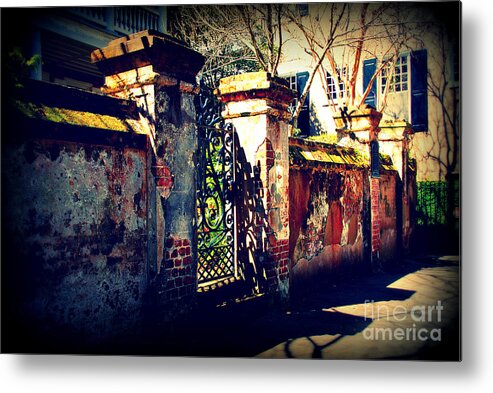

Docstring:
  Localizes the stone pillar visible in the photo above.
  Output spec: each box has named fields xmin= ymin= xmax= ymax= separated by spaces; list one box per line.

xmin=92 ymin=30 xmax=204 ymax=311
xmin=333 ymin=106 xmax=384 ymax=271
xmin=216 ymin=72 xmax=296 ymax=301
xmin=369 ymin=126 xmax=382 ymax=272
xmin=378 ymin=122 xmax=414 ymax=252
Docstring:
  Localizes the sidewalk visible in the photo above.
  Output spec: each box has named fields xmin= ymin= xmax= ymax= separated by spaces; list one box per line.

xmin=257 ymin=256 xmax=460 ymax=360
xmin=144 ymin=255 xmax=460 ymax=360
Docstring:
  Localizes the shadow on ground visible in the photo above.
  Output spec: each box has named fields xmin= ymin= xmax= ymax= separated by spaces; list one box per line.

xmin=126 ymin=255 xmax=459 ymax=359
xmin=5 ymin=256 xmax=458 ymax=359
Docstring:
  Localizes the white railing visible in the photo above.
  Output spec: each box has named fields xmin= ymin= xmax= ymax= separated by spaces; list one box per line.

xmin=114 ymin=6 xmax=161 ymax=35
xmin=68 ymin=6 xmax=164 ymax=35
xmin=71 ymin=7 xmax=106 ymax=25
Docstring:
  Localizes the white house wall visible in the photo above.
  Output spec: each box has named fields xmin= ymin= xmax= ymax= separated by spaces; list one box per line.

xmin=278 ymin=3 xmax=459 ymax=182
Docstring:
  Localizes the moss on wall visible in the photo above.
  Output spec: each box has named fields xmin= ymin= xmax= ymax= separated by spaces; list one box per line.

xmin=14 ymin=100 xmax=138 ymax=133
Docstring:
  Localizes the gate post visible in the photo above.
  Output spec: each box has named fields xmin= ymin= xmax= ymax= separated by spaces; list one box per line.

xmin=92 ymin=31 xmax=204 ymax=314
xmin=216 ymin=72 xmax=296 ymax=302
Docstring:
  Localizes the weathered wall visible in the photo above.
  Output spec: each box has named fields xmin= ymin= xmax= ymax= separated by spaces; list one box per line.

xmin=289 ymin=166 xmax=369 ymax=290
xmin=103 ymin=78 xmax=198 ymax=313
xmin=216 ymin=72 xmax=295 ymax=301
xmin=378 ymin=172 xmax=399 ymax=264
xmin=152 ymin=84 xmax=198 ymax=309
xmin=2 ymin=134 xmax=149 ymax=350
xmin=92 ymin=31 xmax=204 ymax=313
xmin=288 ymin=137 xmax=406 ymax=292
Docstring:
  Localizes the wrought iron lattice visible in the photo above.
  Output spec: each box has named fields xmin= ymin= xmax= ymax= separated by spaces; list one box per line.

xmin=416 ymin=181 xmax=447 ymax=226
xmin=195 ymin=88 xmax=236 ymax=284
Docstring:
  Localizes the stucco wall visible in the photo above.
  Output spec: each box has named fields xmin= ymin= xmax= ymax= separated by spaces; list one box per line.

xmin=289 ymin=166 xmax=370 ymax=290
xmin=288 ymin=138 xmax=403 ymax=292
xmin=379 ymin=172 xmax=399 ymax=263
xmin=2 ymin=136 xmax=149 ymax=350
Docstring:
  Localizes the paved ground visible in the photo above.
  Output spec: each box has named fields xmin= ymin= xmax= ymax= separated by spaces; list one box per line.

xmin=257 ymin=256 xmax=460 ymax=360
xmin=143 ymin=255 xmax=460 ymax=360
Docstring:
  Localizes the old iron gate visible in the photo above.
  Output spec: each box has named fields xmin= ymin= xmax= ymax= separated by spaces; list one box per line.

xmin=195 ymin=88 xmax=236 ymax=286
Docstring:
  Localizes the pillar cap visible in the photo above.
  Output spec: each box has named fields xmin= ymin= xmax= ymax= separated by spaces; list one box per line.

xmin=215 ymin=72 xmax=296 ymax=105
xmin=332 ymin=105 xmax=383 ymax=133
xmin=379 ymin=120 xmax=414 ymax=140
xmin=91 ymin=30 xmax=205 ymax=84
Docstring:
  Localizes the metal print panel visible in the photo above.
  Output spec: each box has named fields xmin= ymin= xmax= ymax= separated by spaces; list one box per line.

xmin=1 ymin=2 xmax=460 ymax=360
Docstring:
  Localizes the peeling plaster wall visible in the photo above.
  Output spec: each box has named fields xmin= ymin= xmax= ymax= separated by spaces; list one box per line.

xmin=379 ymin=173 xmax=399 ymax=263
xmin=289 ymin=164 xmax=401 ymax=291
xmin=151 ymin=85 xmax=198 ymax=309
xmin=110 ymin=81 xmax=199 ymax=313
xmin=217 ymin=72 xmax=294 ymax=301
xmin=289 ymin=166 xmax=370 ymax=291
xmin=2 ymin=137 xmax=148 ymax=348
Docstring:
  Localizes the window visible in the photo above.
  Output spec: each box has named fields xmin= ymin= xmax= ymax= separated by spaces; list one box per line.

xmin=286 ymin=75 xmax=297 ymax=92
xmin=284 ymin=75 xmax=300 ymax=106
xmin=297 ymin=4 xmax=309 ymax=17
xmin=381 ymin=55 xmax=409 ymax=94
xmin=285 ymin=75 xmax=298 ymax=108
xmin=363 ymin=50 xmax=428 ymax=132
xmin=326 ymin=68 xmax=347 ymax=102
xmin=284 ymin=72 xmax=311 ymax=135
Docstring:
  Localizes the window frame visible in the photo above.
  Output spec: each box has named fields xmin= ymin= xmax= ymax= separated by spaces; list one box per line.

xmin=380 ymin=53 xmax=410 ymax=95
xmin=326 ymin=67 xmax=348 ymax=104
xmin=296 ymin=4 xmax=309 ymax=17
xmin=286 ymin=74 xmax=297 ymax=92
xmin=284 ymin=74 xmax=299 ymax=108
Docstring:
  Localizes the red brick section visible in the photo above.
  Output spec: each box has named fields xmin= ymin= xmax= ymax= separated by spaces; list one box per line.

xmin=274 ymin=238 xmax=290 ymax=280
xmin=162 ymin=236 xmax=195 ymax=302
xmin=255 ymin=138 xmax=275 ymax=207
xmin=256 ymin=138 xmax=290 ymax=292
xmin=264 ymin=238 xmax=290 ymax=291
xmin=370 ymin=177 xmax=381 ymax=254
xmin=153 ymin=158 xmax=174 ymax=197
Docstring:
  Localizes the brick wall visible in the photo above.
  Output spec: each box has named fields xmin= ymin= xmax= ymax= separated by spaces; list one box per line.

xmin=289 ymin=166 xmax=369 ymax=291
xmin=379 ymin=173 xmax=399 ymax=263
xmin=217 ymin=72 xmax=294 ymax=302
xmin=160 ymin=236 xmax=195 ymax=302
xmin=288 ymin=138 xmax=404 ymax=292
xmin=371 ymin=177 xmax=381 ymax=255
xmin=1 ymin=78 xmax=200 ymax=352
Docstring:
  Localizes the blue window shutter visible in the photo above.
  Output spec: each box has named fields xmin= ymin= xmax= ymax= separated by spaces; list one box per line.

xmin=411 ymin=49 xmax=428 ymax=132
xmin=363 ymin=58 xmax=377 ymax=108
xmin=296 ymin=71 xmax=309 ymax=108
xmin=296 ymin=71 xmax=310 ymax=135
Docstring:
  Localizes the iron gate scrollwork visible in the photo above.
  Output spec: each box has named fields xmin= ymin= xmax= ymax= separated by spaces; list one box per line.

xmin=195 ymin=88 xmax=236 ymax=285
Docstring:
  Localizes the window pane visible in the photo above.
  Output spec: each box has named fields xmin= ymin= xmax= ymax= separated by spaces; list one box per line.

xmin=297 ymin=4 xmax=309 ymax=17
